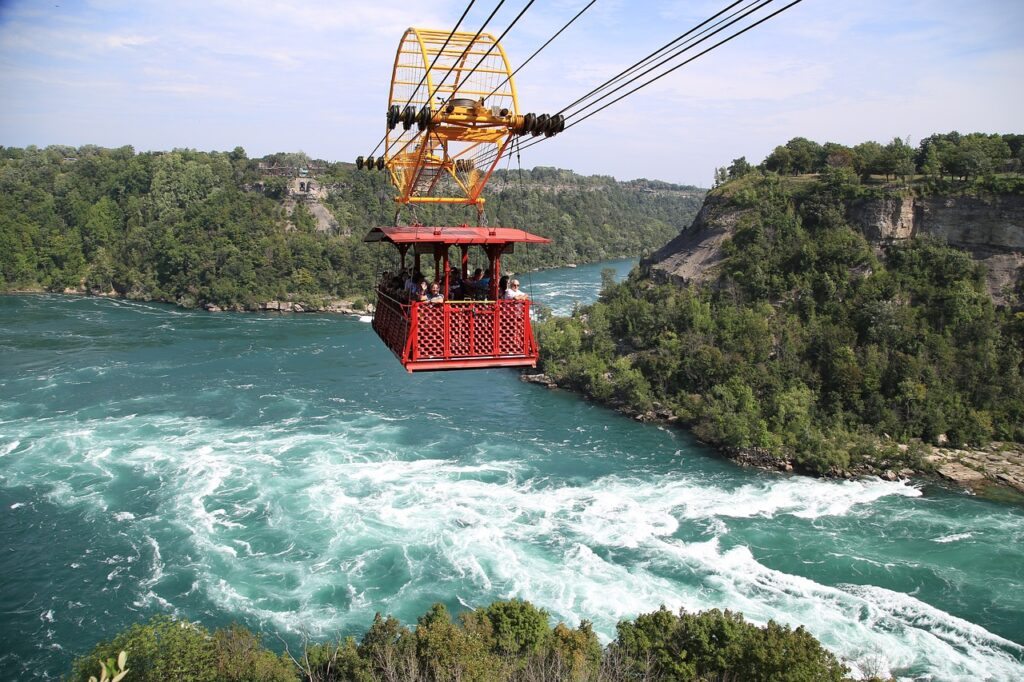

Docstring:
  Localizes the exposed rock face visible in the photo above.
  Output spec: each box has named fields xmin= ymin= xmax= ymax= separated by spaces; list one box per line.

xmin=643 ymin=190 xmax=1024 ymax=306
xmin=520 ymin=373 xmax=558 ymax=389
xmin=849 ymin=194 xmax=1024 ymax=305
xmin=642 ymin=195 xmax=748 ymax=287
xmin=283 ymin=196 xmax=341 ymax=234
xmin=850 ymin=194 xmax=1024 ymax=248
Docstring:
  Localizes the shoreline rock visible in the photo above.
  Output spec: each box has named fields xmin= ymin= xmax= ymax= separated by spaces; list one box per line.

xmin=926 ymin=443 xmax=1024 ymax=495
xmin=520 ymin=373 xmax=558 ymax=389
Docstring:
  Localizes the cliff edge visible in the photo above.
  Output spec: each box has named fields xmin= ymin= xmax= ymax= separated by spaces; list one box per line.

xmin=644 ymin=187 xmax=1024 ymax=307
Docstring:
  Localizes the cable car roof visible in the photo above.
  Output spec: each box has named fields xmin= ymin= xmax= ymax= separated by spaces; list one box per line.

xmin=364 ymin=225 xmax=550 ymax=245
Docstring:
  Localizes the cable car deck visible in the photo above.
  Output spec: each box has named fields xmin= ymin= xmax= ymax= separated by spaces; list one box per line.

xmin=373 ymin=292 xmax=538 ymax=372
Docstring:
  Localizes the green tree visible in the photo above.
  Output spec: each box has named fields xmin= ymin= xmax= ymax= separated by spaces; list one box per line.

xmin=728 ymin=156 xmax=753 ymax=179
xmin=852 ymin=141 xmax=884 ymax=179
xmin=70 ymin=615 xmax=217 ymax=682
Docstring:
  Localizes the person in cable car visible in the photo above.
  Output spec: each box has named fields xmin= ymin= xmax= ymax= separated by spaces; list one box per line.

xmin=414 ymin=279 xmax=429 ymax=301
xmin=447 ymin=268 xmax=464 ymax=299
xmin=426 ymin=282 xmax=444 ymax=303
xmin=504 ymin=279 xmax=527 ymax=300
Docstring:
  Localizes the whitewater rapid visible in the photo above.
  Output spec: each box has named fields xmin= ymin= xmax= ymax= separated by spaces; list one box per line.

xmin=2 ymin=265 xmax=1023 ymax=680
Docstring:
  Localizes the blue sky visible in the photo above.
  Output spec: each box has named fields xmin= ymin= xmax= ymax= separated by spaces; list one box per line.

xmin=1 ymin=0 xmax=1021 ymax=186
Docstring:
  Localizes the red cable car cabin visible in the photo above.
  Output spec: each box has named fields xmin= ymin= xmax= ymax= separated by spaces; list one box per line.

xmin=364 ymin=225 xmax=551 ymax=372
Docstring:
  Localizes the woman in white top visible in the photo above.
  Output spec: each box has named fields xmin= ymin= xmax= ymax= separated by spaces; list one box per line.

xmin=503 ymin=279 xmax=527 ymax=300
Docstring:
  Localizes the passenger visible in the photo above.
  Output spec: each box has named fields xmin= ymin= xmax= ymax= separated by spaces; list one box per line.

xmin=447 ymin=268 xmax=464 ymax=299
xmin=470 ymin=268 xmax=493 ymax=300
xmin=467 ymin=268 xmax=486 ymax=299
xmin=406 ymin=272 xmax=425 ymax=299
xmin=426 ymin=282 xmax=444 ymax=303
xmin=503 ymin=279 xmax=527 ymax=300
xmin=414 ymin=279 xmax=429 ymax=302
xmin=498 ymin=275 xmax=509 ymax=298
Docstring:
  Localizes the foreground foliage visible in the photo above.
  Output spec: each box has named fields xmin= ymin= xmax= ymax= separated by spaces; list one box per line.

xmin=70 ymin=601 xmax=850 ymax=681
xmin=537 ymin=170 xmax=1024 ymax=473
xmin=0 ymin=146 xmax=702 ymax=308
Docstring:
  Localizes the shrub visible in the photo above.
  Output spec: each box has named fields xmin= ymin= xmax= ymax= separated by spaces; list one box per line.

xmin=70 ymin=615 xmax=217 ymax=682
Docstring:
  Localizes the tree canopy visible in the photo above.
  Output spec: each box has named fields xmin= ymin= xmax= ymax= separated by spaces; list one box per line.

xmin=537 ymin=165 xmax=1024 ymax=474
xmin=0 ymin=146 xmax=704 ymax=309
xmin=71 ymin=601 xmax=850 ymax=682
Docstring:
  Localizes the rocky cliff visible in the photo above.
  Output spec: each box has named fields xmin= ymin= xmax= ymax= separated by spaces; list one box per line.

xmin=645 ymin=189 xmax=1024 ymax=306
xmin=850 ymin=194 xmax=1024 ymax=305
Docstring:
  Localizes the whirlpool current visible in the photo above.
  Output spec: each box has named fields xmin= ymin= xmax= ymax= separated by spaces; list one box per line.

xmin=1 ymin=260 xmax=1022 ymax=680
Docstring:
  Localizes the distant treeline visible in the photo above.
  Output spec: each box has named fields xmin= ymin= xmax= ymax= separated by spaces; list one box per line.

xmin=0 ymin=146 xmax=702 ymax=309
xmin=716 ymin=131 xmax=1024 ymax=190
xmin=71 ymin=600 xmax=849 ymax=682
xmin=539 ymin=139 xmax=1024 ymax=474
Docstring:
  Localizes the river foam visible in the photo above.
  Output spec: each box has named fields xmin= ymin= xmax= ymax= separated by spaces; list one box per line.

xmin=2 ymin=408 xmax=1021 ymax=680
xmin=2 ymin=292 xmax=1023 ymax=681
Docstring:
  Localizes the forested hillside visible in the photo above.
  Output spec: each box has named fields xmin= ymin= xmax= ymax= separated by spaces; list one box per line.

xmin=0 ymin=146 xmax=702 ymax=309
xmin=537 ymin=132 xmax=1024 ymax=475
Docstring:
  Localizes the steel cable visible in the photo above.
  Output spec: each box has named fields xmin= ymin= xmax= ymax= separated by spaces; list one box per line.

xmin=365 ymin=0 xmax=477 ymax=159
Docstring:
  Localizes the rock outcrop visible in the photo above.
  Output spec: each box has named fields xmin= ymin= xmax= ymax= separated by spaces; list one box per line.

xmin=926 ymin=443 xmax=1024 ymax=495
xmin=255 ymin=299 xmax=369 ymax=315
xmin=849 ymin=194 xmax=1024 ymax=305
xmin=642 ymin=194 xmax=748 ymax=288
xmin=643 ymin=189 xmax=1024 ymax=306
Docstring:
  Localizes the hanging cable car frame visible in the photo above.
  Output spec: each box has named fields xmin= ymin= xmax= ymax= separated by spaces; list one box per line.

xmin=387 ymin=27 xmax=519 ymax=215
xmin=363 ymin=26 xmax=559 ymax=372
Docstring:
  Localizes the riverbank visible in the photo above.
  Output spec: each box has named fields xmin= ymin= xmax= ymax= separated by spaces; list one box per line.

xmin=520 ymin=372 xmax=1024 ymax=499
xmin=4 ymin=287 xmax=373 ymax=317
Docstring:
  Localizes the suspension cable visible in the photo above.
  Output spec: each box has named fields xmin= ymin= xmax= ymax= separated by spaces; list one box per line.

xmin=556 ymin=0 xmax=749 ymax=116
xmin=562 ymin=0 xmax=804 ymax=131
xmin=478 ymin=0 xmax=803 ymax=165
xmin=473 ymin=0 xmax=773 ymax=168
xmin=558 ymin=0 xmax=777 ymax=121
xmin=366 ymin=0 xmax=477 ymax=159
xmin=483 ymin=0 xmax=598 ymax=102
xmin=435 ymin=0 xmax=536 ymax=112
xmin=378 ymin=0 xmax=508 ymax=161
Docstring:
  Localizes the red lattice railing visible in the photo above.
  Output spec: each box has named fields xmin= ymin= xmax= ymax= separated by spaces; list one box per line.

xmin=372 ymin=290 xmax=538 ymax=371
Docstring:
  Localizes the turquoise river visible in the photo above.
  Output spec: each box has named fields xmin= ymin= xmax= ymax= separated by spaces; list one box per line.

xmin=1 ymin=260 xmax=1023 ymax=680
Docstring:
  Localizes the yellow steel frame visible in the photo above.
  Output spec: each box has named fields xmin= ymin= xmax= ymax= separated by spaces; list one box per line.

xmin=385 ymin=27 xmax=520 ymax=212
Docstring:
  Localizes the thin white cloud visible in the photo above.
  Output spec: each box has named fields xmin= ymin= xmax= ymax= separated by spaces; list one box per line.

xmin=1 ymin=0 xmax=1021 ymax=186
xmin=100 ymin=34 xmax=155 ymax=49
xmin=140 ymin=83 xmax=217 ymax=96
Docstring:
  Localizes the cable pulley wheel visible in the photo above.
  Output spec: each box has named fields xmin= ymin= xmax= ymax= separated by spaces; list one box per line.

xmin=387 ymin=105 xmax=400 ymax=130
xmin=365 ymin=155 xmax=375 ymax=170
xmin=376 ymin=157 xmax=385 ymax=171
xmin=521 ymin=113 xmax=536 ymax=136
xmin=401 ymin=106 xmax=416 ymax=130
xmin=544 ymin=114 xmax=564 ymax=137
xmin=356 ymin=156 xmax=365 ymax=170
xmin=417 ymin=106 xmax=432 ymax=132
xmin=532 ymin=114 xmax=550 ymax=137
